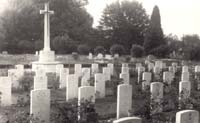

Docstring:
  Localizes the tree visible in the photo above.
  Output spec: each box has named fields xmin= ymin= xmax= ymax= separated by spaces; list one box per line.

xmin=144 ymin=5 xmax=166 ymax=55
xmin=181 ymin=34 xmax=200 ymax=60
xmin=130 ymin=44 xmax=144 ymax=58
xmin=0 ymin=0 xmax=93 ymax=54
xmin=99 ymin=0 xmax=149 ymax=53
xmin=51 ymin=34 xmax=78 ymax=54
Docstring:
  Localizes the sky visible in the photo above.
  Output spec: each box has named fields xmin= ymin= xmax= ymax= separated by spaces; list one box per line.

xmin=0 ymin=0 xmax=199 ymax=38
xmin=86 ymin=0 xmax=200 ymax=38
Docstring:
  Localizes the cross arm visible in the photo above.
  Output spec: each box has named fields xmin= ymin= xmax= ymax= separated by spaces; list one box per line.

xmin=40 ymin=10 xmax=54 ymax=14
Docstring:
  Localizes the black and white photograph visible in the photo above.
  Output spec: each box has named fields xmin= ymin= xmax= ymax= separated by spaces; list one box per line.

xmin=0 ymin=0 xmax=200 ymax=122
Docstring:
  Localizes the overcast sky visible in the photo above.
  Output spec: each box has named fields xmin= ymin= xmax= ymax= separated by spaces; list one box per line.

xmin=0 ymin=0 xmax=199 ymax=38
xmin=86 ymin=0 xmax=200 ymax=38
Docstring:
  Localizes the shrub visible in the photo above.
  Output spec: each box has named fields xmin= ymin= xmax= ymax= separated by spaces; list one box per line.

xmin=185 ymin=46 xmax=200 ymax=61
xmin=18 ymin=40 xmax=33 ymax=53
xmin=130 ymin=44 xmax=144 ymax=58
xmin=149 ymin=45 xmax=171 ymax=58
xmin=17 ymin=73 xmax=34 ymax=92
xmin=51 ymin=99 xmax=98 ymax=123
xmin=8 ymin=108 xmax=44 ymax=123
xmin=34 ymin=40 xmax=43 ymax=51
xmin=110 ymin=44 xmax=125 ymax=56
xmin=77 ymin=44 xmax=90 ymax=55
xmin=52 ymin=35 xmax=78 ymax=54
xmin=72 ymin=52 xmax=79 ymax=60
xmin=46 ymin=73 xmax=59 ymax=89
xmin=94 ymin=46 xmax=105 ymax=55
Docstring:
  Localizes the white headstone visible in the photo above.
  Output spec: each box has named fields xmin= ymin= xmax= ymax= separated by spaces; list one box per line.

xmin=121 ymin=67 xmax=129 ymax=74
xmin=2 ymin=51 xmax=8 ymax=55
xmin=56 ymin=64 xmax=64 ymax=76
xmin=95 ymin=73 xmax=105 ymax=98
xmin=172 ymin=62 xmax=178 ymax=67
xmin=30 ymin=89 xmax=50 ymax=123
xmin=0 ymin=77 xmax=12 ymax=106
xmin=97 ymin=53 xmax=103 ymax=59
xmin=78 ymin=86 xmax=95 ymax=103
xmin=122 ymin=63 xmax=128 ymax=68
xmin=91 ymin=64 xmax=99 ymax=75
xmin=35 ymin=67 xmax=46 ymax=77
xmin=117 ymin=84 xmax=132 ymax=119
xmin=74 ymin=64 xmax=82 ymax=77
xmin=155 ymin=60 xmax=162 ymax=68
xmin=81 ymin=68 xmax=91 ymax=86
xmin=182 ymin=66 xmax=189 ymax=73
xmin=107 ymin=63 xmax=114 ymax=75
xmin=15 ymin=64 xmax=24 ymax=77
xmin=113 ymin=117 xmax=142 ymax=123
xmin=114 ymin=54 xmax=119 ymax=58
xmin=105 ymin=54 xmax=112 ymax=60
xmin=179 ymin=81 xmax=191 ymax=100
xmin=59 ymin=68 xmax=69 ymax=88
xmin=138 ymin=66 xmax=145 ymax=83
xmin=103 ymin=67 xmax=111 ymax=81
xmin=88 ymin=52 xmax=93 ymax=59
xmin=136 ymin=63 xmax=142 ymax=70
xmin=120 ymin=73 xmax=130 ymax=85
xmin=153 ymin=66 xmax=161 ymax=74
xmin=142 ymin=72 xmax=151 ymax=90
xmin=150 ymin=82 xmax=163 ymax=114
xmin=176 ymin=110 xmax=199 ymax=123
xmin=163 ymin=72 xmax=173 ymax=84
xmin=151 ymin=82 xmax=163 ymax=102
xmin=142 ymin=72 xmax=151 ymax=82
xmin=66 ymin=74 xmax=79 ymax=101
xmin=15 ymin=64 xmax=24 ymax=70
xmin=148 ymin=62 xmax=154 ymax=71
xmin=181 ymin=72 xmax=189 ymax=81
xmin=8 ymin=69 xmax=19 ymax=88
xmin=35 ymin=51 xmax=39 ymax=56
xmin=172 ymin=62 xmax=178 ymax=72
xmin=168 ymin=66 xmax=174 ymax=73
xmin=195 ymin=65 xmax=200 ymax=73
xmin=161 ymin=62 xmax=166 ymax=69
xmin=34 ymin=75 xmax=48 ymax=90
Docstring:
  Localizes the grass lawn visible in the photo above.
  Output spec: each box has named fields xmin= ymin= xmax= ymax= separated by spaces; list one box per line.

xmin=0 ymin=54 xmax=96 ymax=65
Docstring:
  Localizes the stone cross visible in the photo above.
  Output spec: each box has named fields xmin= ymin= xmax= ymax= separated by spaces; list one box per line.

xmin=40 ymin=2 xmax=54 ymax=51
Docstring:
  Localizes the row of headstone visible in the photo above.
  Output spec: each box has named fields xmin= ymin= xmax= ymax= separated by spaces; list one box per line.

xmin=113 ymin=110 xmax=199 ymax=123
xmin=89 ymin=53 xmax=119 ymax=60
xmin=29 ymin=60 xmax=199 ymax=123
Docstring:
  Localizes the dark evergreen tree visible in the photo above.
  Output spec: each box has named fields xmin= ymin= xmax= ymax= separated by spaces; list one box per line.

xmin=143 ymin=5 xmax=166 ymax=55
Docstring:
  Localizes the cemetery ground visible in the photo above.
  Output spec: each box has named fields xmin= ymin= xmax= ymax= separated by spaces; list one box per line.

xmin=1 ymin=54 xmax=200 ymax=123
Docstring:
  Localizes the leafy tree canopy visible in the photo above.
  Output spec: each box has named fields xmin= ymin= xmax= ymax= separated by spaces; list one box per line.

xmin=0 ymin=0 xmax=93 ymax=53
xmin=99 ymin=0 xmax=149 ymax=53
